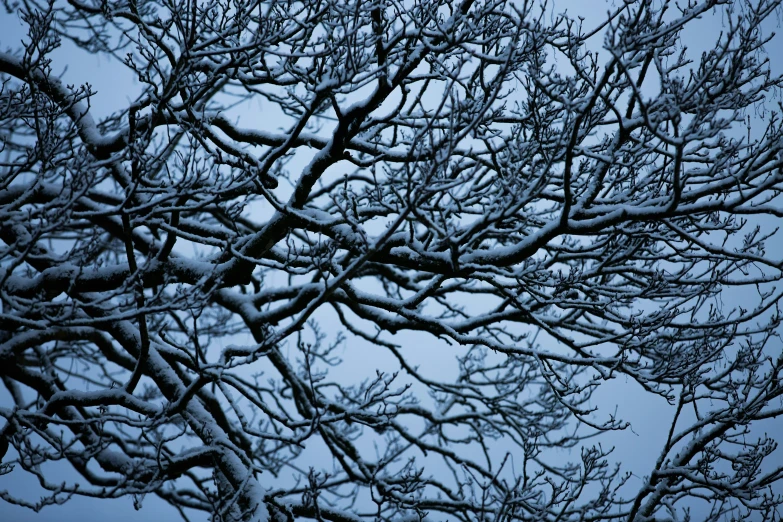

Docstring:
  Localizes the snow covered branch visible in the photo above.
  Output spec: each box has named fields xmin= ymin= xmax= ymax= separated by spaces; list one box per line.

xmin=1 ymin=0 xmax=783 ymax=520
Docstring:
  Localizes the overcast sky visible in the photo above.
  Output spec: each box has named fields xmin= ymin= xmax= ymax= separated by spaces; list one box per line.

xmin=2 ymin=1 xmax=783 ymax=521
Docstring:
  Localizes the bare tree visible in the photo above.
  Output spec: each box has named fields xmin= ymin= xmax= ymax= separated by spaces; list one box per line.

xmin=2 ymin=0 xmax=783 ymax=520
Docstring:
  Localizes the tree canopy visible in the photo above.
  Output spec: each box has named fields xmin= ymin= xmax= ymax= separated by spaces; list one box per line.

xmin=2 ymin=0 xmax=783 ymax=520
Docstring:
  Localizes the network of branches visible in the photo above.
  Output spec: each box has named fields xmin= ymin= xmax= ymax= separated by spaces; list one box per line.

xmin=2 ymin=0 xmax=783 ymax=520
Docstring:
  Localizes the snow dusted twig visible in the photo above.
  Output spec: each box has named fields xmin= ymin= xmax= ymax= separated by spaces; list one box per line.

xmin=1 ymin=0 xmax=783 ymax=521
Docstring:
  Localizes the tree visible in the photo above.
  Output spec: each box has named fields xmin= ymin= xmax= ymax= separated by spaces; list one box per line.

xmin=2 ymin=0 xmax=783 ymax=520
